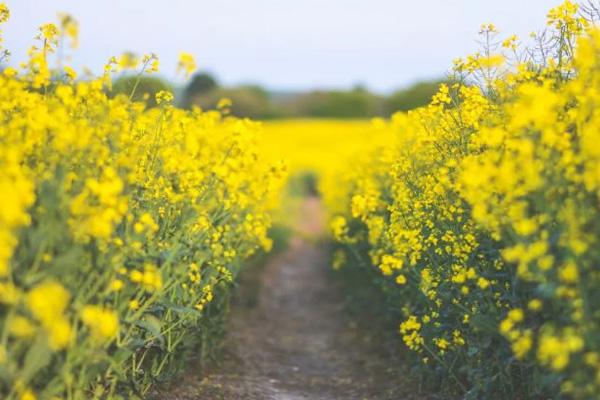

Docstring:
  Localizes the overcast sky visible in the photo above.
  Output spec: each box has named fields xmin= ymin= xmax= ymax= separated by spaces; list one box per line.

xmin=2 ymin=0 xmax=564 ymax=92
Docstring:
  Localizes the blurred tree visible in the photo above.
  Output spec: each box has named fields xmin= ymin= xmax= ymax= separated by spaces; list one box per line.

xmin=182 ymin=72 xmax=219 ymax=108
xmin=110 ymin=75 xmax=172 ymax=108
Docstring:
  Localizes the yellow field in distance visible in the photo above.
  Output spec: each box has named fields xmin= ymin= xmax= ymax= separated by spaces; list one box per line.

xmin=259 ymin=119 xmax=391 ymax=176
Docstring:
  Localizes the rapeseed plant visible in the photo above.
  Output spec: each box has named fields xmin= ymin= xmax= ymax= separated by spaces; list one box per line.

xmin=326 ymin=1 xmax=600 ymax=398
xmin=0 ymin=7 xmax=284 ymax=399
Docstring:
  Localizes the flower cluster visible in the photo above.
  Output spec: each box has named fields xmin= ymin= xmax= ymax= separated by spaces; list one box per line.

xmin=325 ymin=2 xmax=600 ymax=398
xmin=0 ymin=8 xmax=284 ymax=399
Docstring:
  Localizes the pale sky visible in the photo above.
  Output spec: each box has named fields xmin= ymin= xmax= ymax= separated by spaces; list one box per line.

xmin=2 ymin=0 xmax=564 ymax=92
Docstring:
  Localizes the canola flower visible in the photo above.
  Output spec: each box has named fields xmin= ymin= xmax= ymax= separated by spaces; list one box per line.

xmin=0 ymin=7 xmax=284 ymax=399
xmin=177 ymin=52 xmax=197 ymax=77
xmin=325 ymin=1 xmax=600 ymax=398
xmin=80 ymin=305 xmax=119 ymax=342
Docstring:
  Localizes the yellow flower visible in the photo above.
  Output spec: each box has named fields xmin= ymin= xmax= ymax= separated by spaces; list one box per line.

xmin=128 ymin=299 xmax=140 ymax=311
xmin=0 ymin=282 xmax=19 ymax=304
xmin=2 ymin=66 xmax=17 ymax=77
xmin=129 ymin=270 xmax=143 ymax=283
xmin=380 ymin=254 xmax=403 ymax=275
xmin=507 ymin=308 xmax=524 ymax=322
xmin=432 ymin=83 xmax=451 ymax=105
xmin=0 ymin=3 xmax=9 ymax=24
xmin=435 ymin=337 xmax=449 ymax=350
xmin=48 ymin=318 xmax=73 ymax=350
xmin=58 ymin=13 xmax=79 ymax=48
xmin=512 ymin=330 xmax=533 ymax=359
xmin=528 ymin=299 xmax=542 ymax=311
xmin=39 ymin=23 xmax=59 ymax=43
xmin=156 ymin=90 xmax=174 ymax=105
xmin=547 ymin=0 xmax=585 ymax=32
xmin=63 ymin=66 xmax=77 ymax=81
xmin=141 ymin=263 xmax=163 ymax=291
xmin=537 ymin=330 xmax=583 ymax=371
xmin=453 ymin=330 xmax=465 ymax=346
xmin=26 ymin=281 xmax=70 ymax=325
xmin=177 ymin=52 xmax=197 ymax=77
xmin=330 ymin=216 xmax=348 ymax=241
xmin=559 ymin=262 xmax=579 ymax=283
xmin=9 ymin=316 xmax=36 ymax=338
xmin=118 ymin=51 xmax=139 ymax=70
xmin=80 ymin=305 xmax=119 ymax=341
xmin=217 ymin=97 xmax=232 ymax=109
xmin=477 ymin=277 xmax=490 ymax=289
xmin=142 ymin=53 xmax=159 ymax=73
xmin=479 ymin=23 xmax=497 ymax=34
xmin=139 ymin=212 xmax=159 ymax=233
xmin=20 ymin=388 xmax=36 ymax=400
xmin=109 ymin=279 xmax=124 ymax=292
xmin=502 ymin=34 xmax=518 ymax=51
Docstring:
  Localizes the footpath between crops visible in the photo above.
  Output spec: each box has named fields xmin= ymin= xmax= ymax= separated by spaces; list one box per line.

xmin=161 ymin=197 xmax=425 ymax=400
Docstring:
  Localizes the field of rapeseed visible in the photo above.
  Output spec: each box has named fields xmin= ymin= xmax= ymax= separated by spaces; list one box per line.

xmin=4 ymin=0 xmax=600 ymax=399
xmin=0 ymin=7 xmax=285 ymax=399
xmin=325 ymin=1 xmax=600 ymax=398
xmin=260 ymin=119 xmax=389 ymax=176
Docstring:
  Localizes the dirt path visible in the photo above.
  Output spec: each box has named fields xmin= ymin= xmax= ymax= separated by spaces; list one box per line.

xmin=164 ymin=198 xmax=417 ymax=400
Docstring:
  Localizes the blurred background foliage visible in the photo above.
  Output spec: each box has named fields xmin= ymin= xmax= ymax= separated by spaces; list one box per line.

xmin=114 ymin=71 xmax=446 ymax=117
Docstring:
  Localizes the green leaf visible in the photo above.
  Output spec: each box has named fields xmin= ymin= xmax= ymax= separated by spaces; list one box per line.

xmin=21 ymin=335 xmax=52 ymax=383
xmin=470 ymin=314 xmax=499 ymax=334
xmin=137 ymin=314 xmax=163 ymax=339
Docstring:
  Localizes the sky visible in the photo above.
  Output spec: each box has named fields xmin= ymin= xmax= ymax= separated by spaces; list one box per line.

xmin=2 ymin=0 xmax=565 ymax=93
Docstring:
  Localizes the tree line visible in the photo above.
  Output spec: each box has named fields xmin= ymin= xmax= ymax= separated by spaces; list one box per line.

xmin=109 ymin=72 xmax=446 ymax=118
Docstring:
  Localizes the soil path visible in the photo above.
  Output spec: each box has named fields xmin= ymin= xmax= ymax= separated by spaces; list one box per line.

xmin=164 ymin=198 xmax=416 ymax=400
